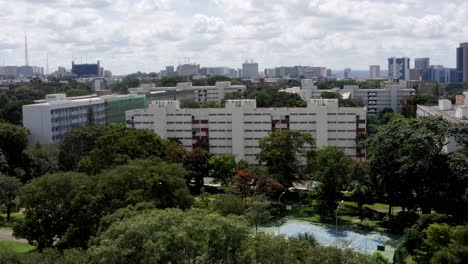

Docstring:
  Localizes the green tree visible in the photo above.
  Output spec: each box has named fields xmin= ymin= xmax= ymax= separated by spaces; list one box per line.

xmin=413 ymin=93 xmax=438 ymax=106
xmin=258 ymin=130 xmax=315 ymax=187
xmin=209 ymin=154 xmax=237 ymax=185
xmin=58 ymin=125 xmax=109 ymax=171
xmin=13 ymin=172 xmax=87 ymax=250
xmin=77 ymin=125 xmax=165 ymax=174
xmin=164 ymin=139 xmax=188 ymax=163
xmin=0 ymin=149 xmax=8 ymax=174
xmin=245 ymin=195 xmax=271 ymax=233
xmin=0 ymin=99 xmax=28 ymax=125
xmin=0 ymin=175 xmax=22 ymax=221
xmin=89 ymin=208 xmax=249 ymax=263
xmin=212 ymin=194 xmax=245 ymax=216
xmin=24 ymin=142 xmax=60 ymax=179
xmin=0 ymin=122 xmax=29 ymax=177
xmin=113 ymin=75 xmax=141 ymax=94
xmin=183 ymin=147 xmax=211 ymax=194
xmin=309 ymin=146 xmax=353 ymax=216
xmin=14 ymin=160 xmax=193 ymax=250
xmin=350 ymin=162 xmax=372 ymax=220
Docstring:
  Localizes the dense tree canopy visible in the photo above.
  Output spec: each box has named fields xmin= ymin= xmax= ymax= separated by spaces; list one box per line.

xmin=0 ymin=122 xmax=29 ymax=177
xmin=258 ymin=130 xmax=315 ymax=187
xmin=309 ymin=146 xmax=353 ymax=216
xmin=89 ymin=208 xmax=249 ymax=263
xmin=58 ymin=125 xmax=110 ymax=171
xmin=14 ymin=160 xmax=193 ymax=250
xmin=366 ymin=116 xmax=468 ymax=218
xmin=77 ymin=125 xmax=166 ymax=174
xmin=209 ymin=154 xmax=237 ymax=185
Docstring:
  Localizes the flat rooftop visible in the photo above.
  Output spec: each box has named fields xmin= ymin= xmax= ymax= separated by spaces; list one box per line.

xmin=418 ymin=105 xmax=468 ymax=124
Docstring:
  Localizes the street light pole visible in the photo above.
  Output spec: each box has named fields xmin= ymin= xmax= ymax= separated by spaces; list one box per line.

xmin=277 ymin=191 xmax=286 ymax=235
xmin=335 ymin=200 xmax=344 ymax=237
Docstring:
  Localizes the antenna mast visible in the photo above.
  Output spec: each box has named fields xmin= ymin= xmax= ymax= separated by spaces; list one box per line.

xmin=24 ymin=33 xmax=29 ymax=66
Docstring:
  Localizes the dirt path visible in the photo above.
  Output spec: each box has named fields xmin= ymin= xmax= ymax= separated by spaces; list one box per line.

xmin=0 ymin=228 xmax=28 ymax=243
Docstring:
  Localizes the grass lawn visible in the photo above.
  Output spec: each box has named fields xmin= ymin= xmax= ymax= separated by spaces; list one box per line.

xmin=0 ymin=240 xmax=35 ymax=253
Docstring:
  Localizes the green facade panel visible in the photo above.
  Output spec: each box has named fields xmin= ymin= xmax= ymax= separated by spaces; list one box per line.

xmin=105 ymin=95 xmax=147 ymax=125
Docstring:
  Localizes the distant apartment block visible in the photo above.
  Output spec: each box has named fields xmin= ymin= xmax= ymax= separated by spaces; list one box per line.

xmin=23 ymin=93 xmax=146 ymax=144
xmin=341 ymin=81 xmax=415 ymax=114
xmin=344 ymin=68 xmax=351 ymax=79
xmin=242 ymin=61 xmax=259 ymax=79
xmin=177 ymin=64 xmax=200 ymax=77
xmin=388 ymin=57 xmax=410 ymax=80
xmin=129 ymin=81 xmax=246 ymax=103
xmin=369 ymin=65 xmax=380 ymax=79
xmin=126 ymin=99 xmax=367 ymax=164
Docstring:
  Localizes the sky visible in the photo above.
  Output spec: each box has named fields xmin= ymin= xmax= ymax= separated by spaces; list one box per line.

xmin=0 ymin=0 xmax=467 ymax=75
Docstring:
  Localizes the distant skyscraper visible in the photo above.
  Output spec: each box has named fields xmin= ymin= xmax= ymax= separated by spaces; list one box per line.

xmin=242 ymin=61 xmax=258 ymax=79
xmin=369 ymin=65 xmax=380 ymax=79
xmin=415 ymin=58 xmax=430 ymax=69
xmin=457 ymin=43 xmax=468 ymax=82
xmin=166 ymin=66 xmax=175 ymax=77
xmin=388 ymin=57 xmax=410 ymax=80
xmin=72 ymin=61 xmax=100 ymax=77
xmin=326 ymin=69 xmax=332 ymax=77
xmin=344 ymin=68 xmax=351 ymax=79
xmin=177 ymin=64 xmax=200 ymax=77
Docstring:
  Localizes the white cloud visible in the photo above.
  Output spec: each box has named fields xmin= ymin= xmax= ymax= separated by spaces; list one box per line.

xmin=0 ymin=0 xmax=466 ymax=74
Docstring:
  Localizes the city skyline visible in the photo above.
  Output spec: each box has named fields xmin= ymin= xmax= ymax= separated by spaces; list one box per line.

xmin=0 ymin=0 xmax=467 ymax=75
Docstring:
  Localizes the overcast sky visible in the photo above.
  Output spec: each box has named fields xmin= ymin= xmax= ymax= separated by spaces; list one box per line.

xmin=0 ymin=0 xmax=467 ymax=75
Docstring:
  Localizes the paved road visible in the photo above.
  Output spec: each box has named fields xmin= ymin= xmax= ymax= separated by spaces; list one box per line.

xmin=0 ymin=228 xmax=28 ymax=243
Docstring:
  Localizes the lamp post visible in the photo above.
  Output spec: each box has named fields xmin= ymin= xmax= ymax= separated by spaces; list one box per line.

xmin=335 ymin=200 xmax=344 ymax=237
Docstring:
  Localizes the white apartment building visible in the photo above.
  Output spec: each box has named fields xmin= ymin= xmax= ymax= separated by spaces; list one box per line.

xmin=129 ymin=81 xmax=246 ymax=103
xmin=126 ymin=99 xmax=367 ymax=164
xmin=341 ymin=81 xmax=415 ymax=114
xmin=23 ymin=94 xmax=106 ymax=144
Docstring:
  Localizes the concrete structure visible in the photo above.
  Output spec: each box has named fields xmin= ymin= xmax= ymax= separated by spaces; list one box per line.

xmin=129 ymin=81 xmax=246 ymax=103
xmin=177 ymin=64 xmax=200 ymax=77
xmin=415 ymin=58 xmax=430 ymax=69
xmin=417 ymin=94 xmax=468 ymax=152
xmin=126 ymin=99 xmax=367 ymax=163
xmin=23 ymin=94 xmax=106 ymax=144
xmin=388 ymin=57 xmax=410 ymax=80
xmin=242 ymin=61 xmax=259 ymax=79
xmin=23 ymin=93 xmax=146 ymax=144
xmin=0 ymin=66 xmax=18 ymax=78
xmin=369 ymin=65 xmax=380 ymax=79
xmin=457 ymin=43 xmax=468 ymax=82
xmin=341 ymin=81 xmax=415 ymax=114
xmin=165 ymin=66 xmax=175 ymax=77
xmin=344 ymin=68 xmax=351 ymax=79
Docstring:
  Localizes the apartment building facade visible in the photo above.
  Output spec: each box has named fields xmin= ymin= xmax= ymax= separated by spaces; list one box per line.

xmin=23 ymin=93 xmax=147 ymax=144
xmin=126 ymin=99 xmax=367 ymax=164
xmin=129 ymin=81 xmax=246 ymax=103
xmin=23 ymin=94 xmax=106 ymax=144
xmin=341 ymin=81 xmax=415 ymax=114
